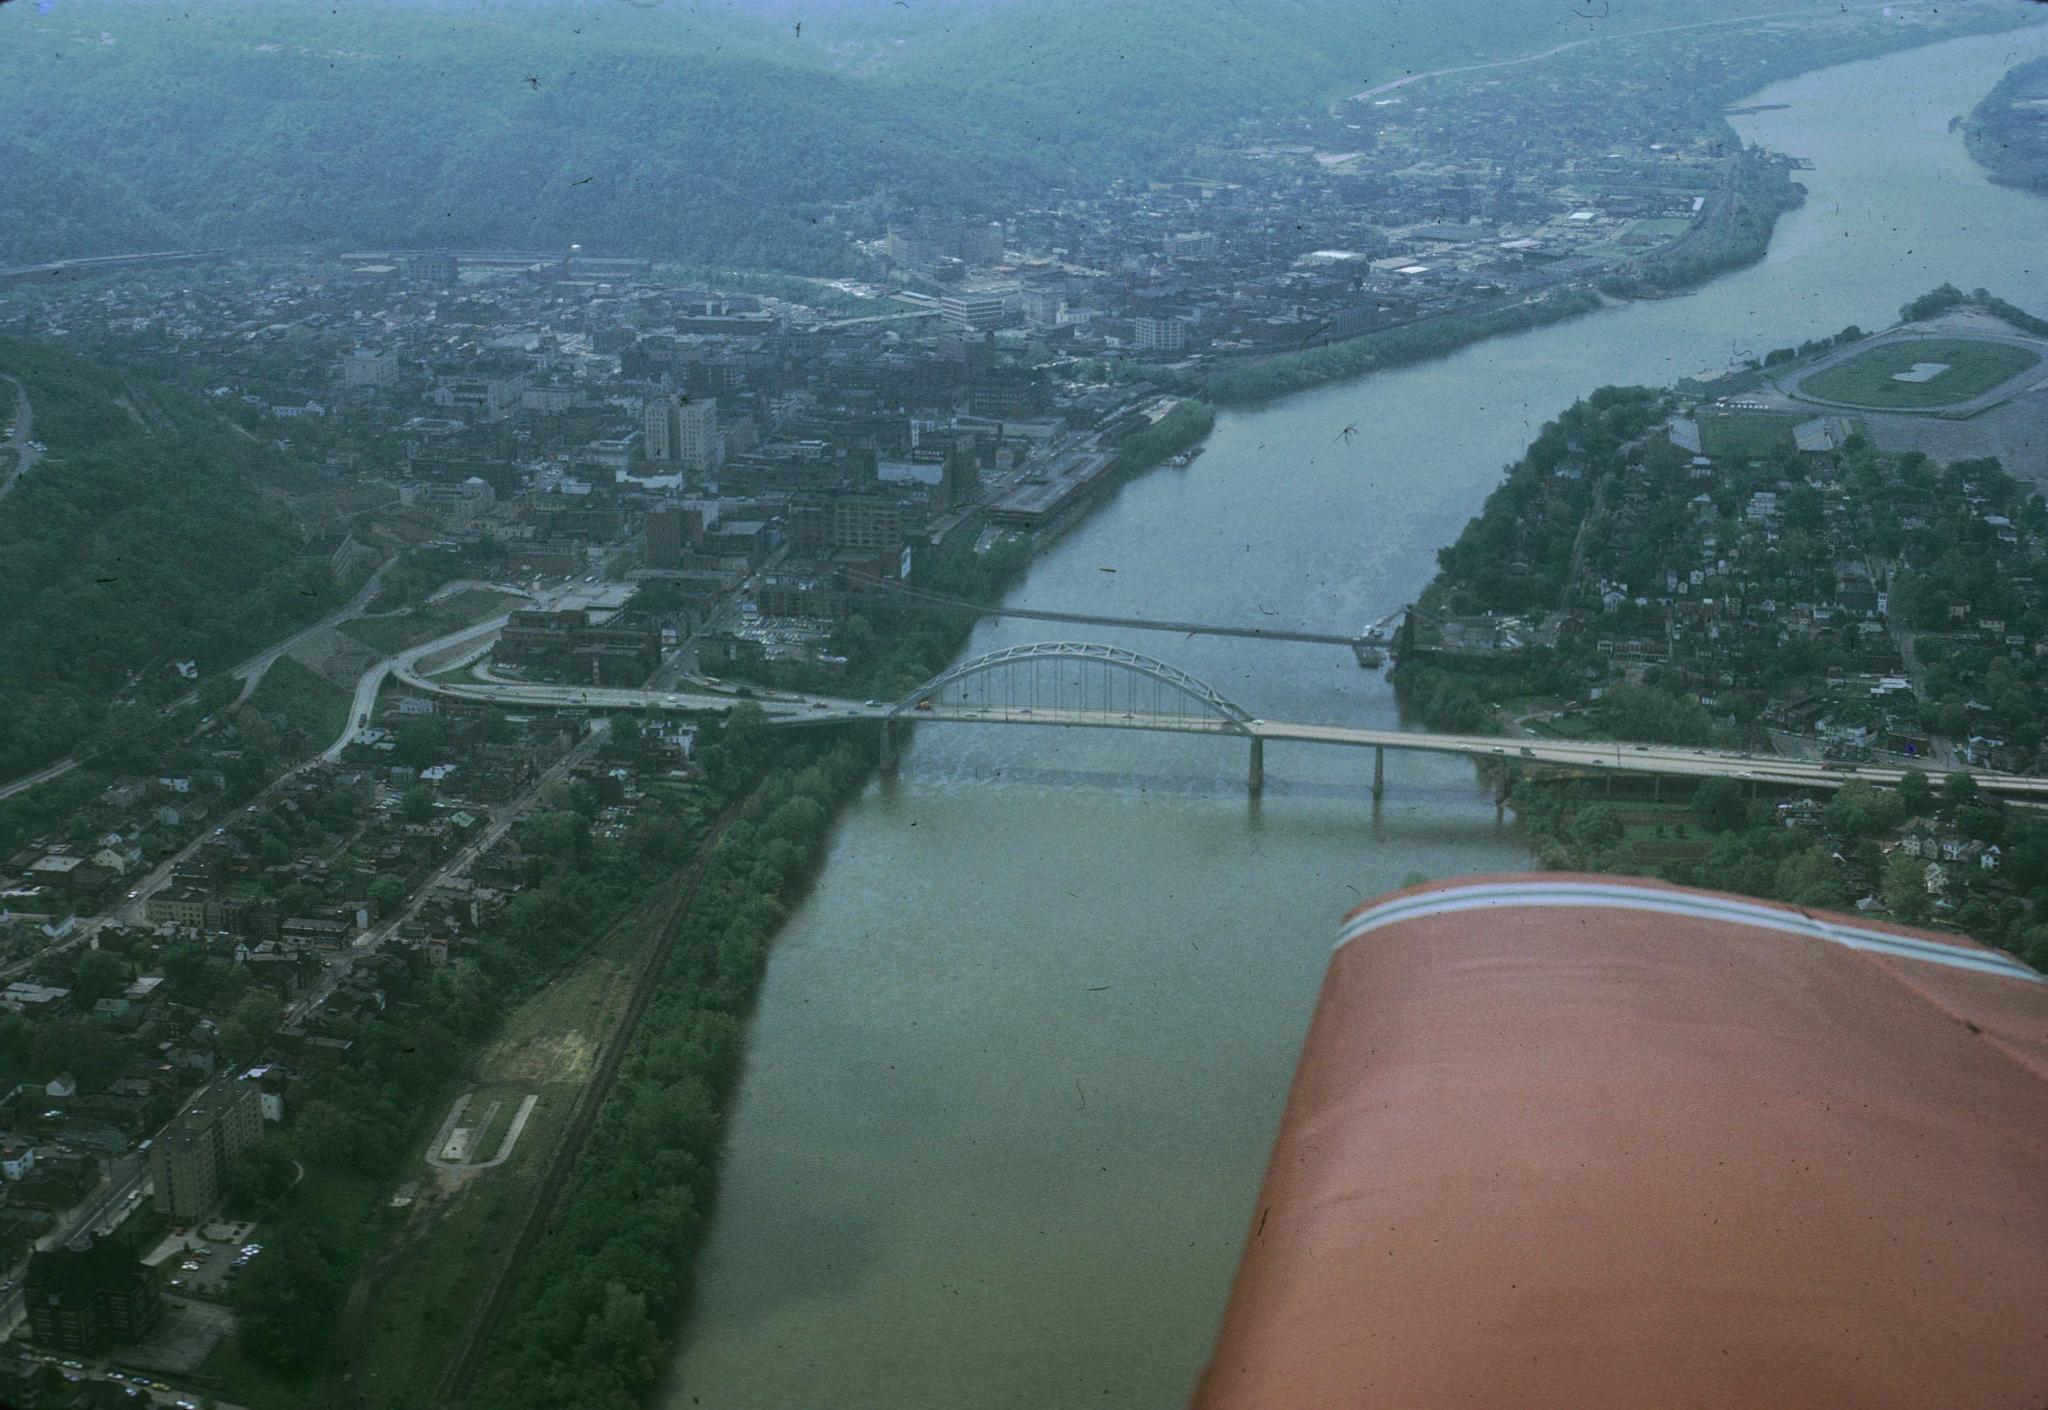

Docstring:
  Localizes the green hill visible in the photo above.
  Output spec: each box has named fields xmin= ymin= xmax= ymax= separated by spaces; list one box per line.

xmin=0 ymin=337 xmax=344 ymax=780
xmin=0 ymin=0 xmax=1884 ymax=269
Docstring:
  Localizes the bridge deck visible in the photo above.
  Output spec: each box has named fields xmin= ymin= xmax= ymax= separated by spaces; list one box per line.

xmin=387 ymin=630 xmax=2048 ymax=799
xmin=843 ymin=572 xmax=1371 ymax=647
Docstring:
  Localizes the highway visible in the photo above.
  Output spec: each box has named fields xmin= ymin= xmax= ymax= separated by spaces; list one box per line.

xmin=324 ymin=614 xmax=522 ymax=762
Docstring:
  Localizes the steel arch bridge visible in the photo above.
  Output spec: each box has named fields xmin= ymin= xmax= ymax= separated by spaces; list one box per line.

xmin=889 ymin=641 xmax=1257 ymax=735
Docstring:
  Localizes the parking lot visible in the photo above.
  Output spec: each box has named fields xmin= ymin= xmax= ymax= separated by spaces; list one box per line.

xmin=162 ymin=1221 xmax=262 ymax=1298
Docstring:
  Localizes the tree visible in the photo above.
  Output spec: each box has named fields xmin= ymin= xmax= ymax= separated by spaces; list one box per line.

xmin=2019 ymin=925 xmax=2048 ymax=974
xmin=1774 ymin=848 xmax=1847 ymax=910
xmin=290 ymin=1099 xmax=363 ymax=1169
xmin=1941 ymin=771 xmax=1980 ymax=811
xmin=224 ymin=1137 xmax=297 ymax=1211
xmin=1824 ymin=781 xmax=1905 ymax=839
xmin=1882 ymin=853 xmax=1932 ymax=924
xmin=393 ymin=717 xmax=448 ymax=768
xmin=197 ymin=673 xmax=242 ymax=713
xmin=368 ymin=875 xmax=407 ymax=916
xmin=70 ymin=949 xmax=126 ymax=1004
xmin=221 ymin=990 xmax=284 ymax=1061
xmin=232 ymin=1226 xmax=340 ymax=1370
xmin=1571 ymin=804 xmax=1623 ymax=850
xmin=1601 ymin=682 xmax=1713 ymax=745
xmin=1691 ymin=777 xmax=1745 ymax=833
xmin=1897 ymin=769 xmax=1933 ymax=815
xmin=399 ymin=785 xmax=435 ymax=825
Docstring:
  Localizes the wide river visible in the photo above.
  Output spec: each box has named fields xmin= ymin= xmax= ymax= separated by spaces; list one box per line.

xmin=666 ymin=25 xmax=2048 ymax=1409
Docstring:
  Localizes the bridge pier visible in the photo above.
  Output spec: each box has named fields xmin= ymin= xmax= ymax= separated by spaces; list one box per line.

xmin=1371 ymin=746 xmax=1385 ymax=802
xmin=1248 ymin=736 xmax=1264 ymax=794
xmin=878 ymin=720 xmax=899 ymax=774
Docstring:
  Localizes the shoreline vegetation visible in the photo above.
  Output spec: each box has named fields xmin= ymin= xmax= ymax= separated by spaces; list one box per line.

xmin=1964 ymin=54 xmax=2048 ymax=195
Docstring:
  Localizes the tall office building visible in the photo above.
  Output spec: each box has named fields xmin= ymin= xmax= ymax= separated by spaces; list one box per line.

xmin=642 ymin=396 xmax=675 ymax=462
xmin=643 ymin=395 xmax=722 ymax=472
xmin=1134 ymin=314 xmax=1189 ymax=353
xmin=675 ymin=397 xmax=720 ymax=472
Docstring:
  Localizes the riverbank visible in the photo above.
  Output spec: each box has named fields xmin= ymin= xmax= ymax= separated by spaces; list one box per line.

xmin=1187 ymin=147 xmax=1808 ymax=408
xmin=1963 ymin=55 xmax=2048 ymax=194
xmin=454 ymin=728 xmax=873 ymax=1410
xmin=1194 ymin=290 xmax=1603 ymax=407
xmin=1385 ymin=300 xmax=2048 ymax=970
xmin=1169 ymin=7 xmax=2044 ymax=410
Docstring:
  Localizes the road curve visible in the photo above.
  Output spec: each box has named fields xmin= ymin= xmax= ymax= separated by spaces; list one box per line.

xmin=0 ymin=374 xmax=41 ymax=503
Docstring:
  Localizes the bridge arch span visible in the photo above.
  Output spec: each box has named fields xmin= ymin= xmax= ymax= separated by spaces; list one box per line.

xmin=892 ymin=641 xmax=1256 ymax=733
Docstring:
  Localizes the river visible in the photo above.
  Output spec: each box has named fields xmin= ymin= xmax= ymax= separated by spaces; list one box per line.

xmin=664 ymin=24 xmax=2048 ymax=1409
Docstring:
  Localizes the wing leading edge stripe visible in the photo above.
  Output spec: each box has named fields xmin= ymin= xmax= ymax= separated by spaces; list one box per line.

xmin=1337 ymin=881 xmax=2042 ymax=984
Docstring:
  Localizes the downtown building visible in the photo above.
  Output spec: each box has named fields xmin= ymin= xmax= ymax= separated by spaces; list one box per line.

xmin=24 ymin=1236 xmax=161 ymax=1356
xmin=643 ymin=394 xmax=722 ymax=472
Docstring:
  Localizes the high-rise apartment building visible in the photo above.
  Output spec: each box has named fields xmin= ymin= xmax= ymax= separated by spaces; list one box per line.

xmin=150 ymin=1080 xmax=264 ymax=1223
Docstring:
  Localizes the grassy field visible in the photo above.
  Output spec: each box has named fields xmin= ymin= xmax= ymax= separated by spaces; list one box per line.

xmin=1626 ymin=216 xmax=1695 ymax=240
xmin=341 ymin=898 xmax=667 ymax=1410
xmin=463 ymin=1084 xmax=529 ymax=1163
xmin=341 ymin=589 xmax=521 ymax=655
xmin=244 ymin=655 xmax=350 ymax=745
xmin=201 ymin=1334 xmax=319 ymax=1410
xmin=1696 ymin=409 xmax=1803 ymax=460
xmin=1799 ymin=338 xmax=2040 ymax=409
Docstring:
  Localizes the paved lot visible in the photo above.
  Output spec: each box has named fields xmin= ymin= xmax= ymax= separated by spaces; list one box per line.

xmin=119 ymin=1296 xmax=234 ymax=1374
xmin=163 ymin=1221 xmax=259 ymax=1299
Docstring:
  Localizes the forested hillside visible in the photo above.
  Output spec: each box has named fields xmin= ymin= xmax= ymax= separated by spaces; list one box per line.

xmin=0 ymin=0 xmax=1849 ymax=269
xmin=0 ymin=338 xmax=342 ymax=780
